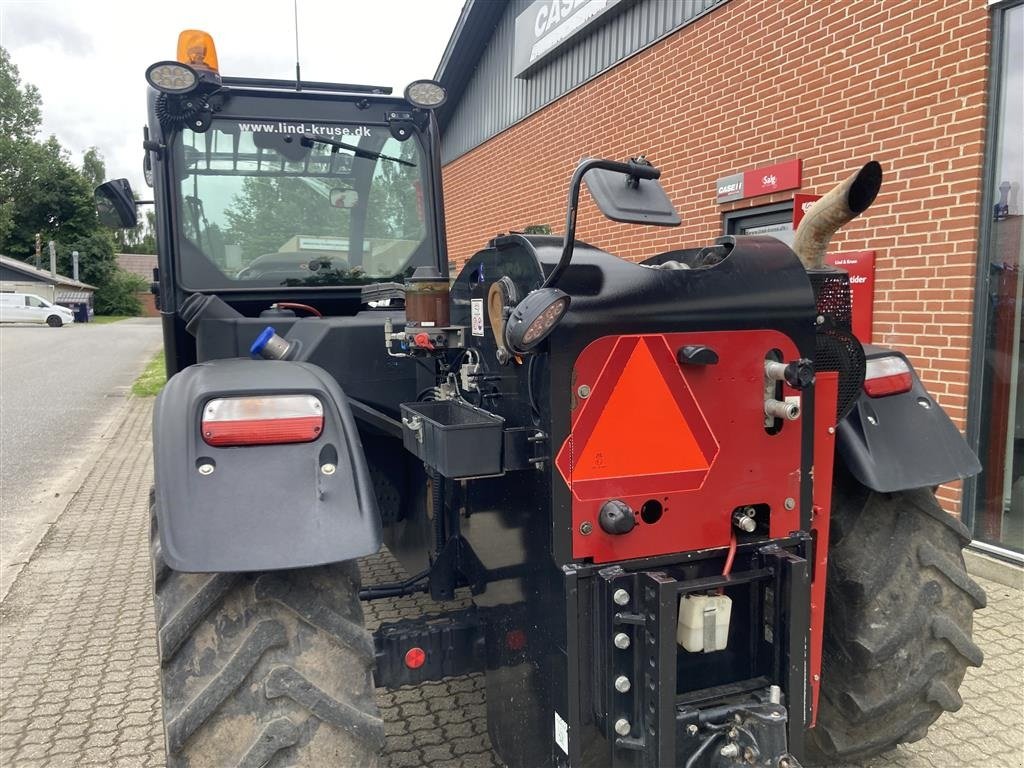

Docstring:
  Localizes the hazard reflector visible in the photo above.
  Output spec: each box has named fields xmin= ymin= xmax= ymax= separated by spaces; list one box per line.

xmin=573 ymin=339 xmax=710 ymax=480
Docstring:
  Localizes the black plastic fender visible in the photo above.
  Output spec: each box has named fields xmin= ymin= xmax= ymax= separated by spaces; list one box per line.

xmin=153 ymin=358 xmax=381 ymax=572
xmin=836 ymin=346 xmax=981 ymax=493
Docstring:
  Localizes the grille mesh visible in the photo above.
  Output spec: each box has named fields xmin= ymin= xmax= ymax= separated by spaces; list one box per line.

xmin=808 ymin=267 xmax=866 ymax=420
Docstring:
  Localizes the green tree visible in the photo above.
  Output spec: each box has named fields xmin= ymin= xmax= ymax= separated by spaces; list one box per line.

xmin=0 ymin=47 xmax=42 ymax=245
xmin=81 ymin=146 xmax=105 ymax=189
xmin=115 ymin=205 xmax=157 ymax=254
xmin=0 ymin=47 xmax=122 ymax=296
xmin=0 ymin=47 xmax=41 ymax=141
xmin=57 ymin=230 xmax=118 ymax=288
xmin=93 ymin=268 xmax=147 ymax=315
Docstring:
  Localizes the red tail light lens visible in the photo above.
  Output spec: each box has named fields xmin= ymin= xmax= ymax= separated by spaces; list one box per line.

xmin=202 ymin=394 xmax=323 ymax=446
xmin=863 ymin=356 xmax=913 ymax=397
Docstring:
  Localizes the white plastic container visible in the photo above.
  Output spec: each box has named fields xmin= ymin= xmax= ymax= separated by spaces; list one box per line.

xmin=677 ymin=594 xmax=732 ymax=652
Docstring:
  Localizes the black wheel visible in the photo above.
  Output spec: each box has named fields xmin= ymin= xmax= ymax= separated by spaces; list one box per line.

xmin=46 ymin=314 xmax=63 ymax=327
xmin=806 ymin=477 xmax=986 ymax=764
xmin=150 ymin=502 xmax=384 ymax=767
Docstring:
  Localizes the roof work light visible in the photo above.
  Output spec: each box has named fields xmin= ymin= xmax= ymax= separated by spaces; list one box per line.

xmin=404 ymin=79 xmax=447 ymax=109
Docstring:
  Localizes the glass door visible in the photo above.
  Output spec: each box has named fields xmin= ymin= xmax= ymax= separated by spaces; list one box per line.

xmin=966 ymin=0 xmax=1023 ymax=557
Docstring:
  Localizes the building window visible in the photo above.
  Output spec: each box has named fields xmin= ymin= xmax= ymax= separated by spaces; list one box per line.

xmin=722 ymin=202 xmax=795 ymax=247
xmin=966 ymin=0 xmax=1023 ymax=557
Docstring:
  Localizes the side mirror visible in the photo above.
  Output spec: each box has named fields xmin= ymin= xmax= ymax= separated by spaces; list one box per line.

xmin=94 ymin=179 xmax=139 ymax=229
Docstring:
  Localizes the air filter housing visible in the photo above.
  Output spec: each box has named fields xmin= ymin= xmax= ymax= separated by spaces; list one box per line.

xmin=807 ymin=266 xmax=866 ymax=419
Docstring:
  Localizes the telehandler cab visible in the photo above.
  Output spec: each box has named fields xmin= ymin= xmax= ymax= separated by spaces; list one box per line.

xmin=96 ymin=29 xmax=986 ymax=768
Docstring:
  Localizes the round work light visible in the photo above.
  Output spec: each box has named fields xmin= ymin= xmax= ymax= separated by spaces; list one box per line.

xmin=145 ymin=61 xmax=198 ymax=94
xmin=505 ymin=288 xmax=570 ymax=354
xmin=403 ymin=79 xmax=447 ymax=109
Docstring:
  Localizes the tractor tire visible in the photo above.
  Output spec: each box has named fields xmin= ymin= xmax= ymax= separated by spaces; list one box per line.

xmin=150 ymin=506 xmax=384 ymax=767
xmin=46 ymin=314 xmax=63 ymax=327
xmin=806 ymin=478 xmax=986 ymax=764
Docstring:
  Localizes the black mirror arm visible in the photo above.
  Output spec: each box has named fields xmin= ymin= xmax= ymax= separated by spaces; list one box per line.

xmin=542 ymin=158 xmax=661 ymax=290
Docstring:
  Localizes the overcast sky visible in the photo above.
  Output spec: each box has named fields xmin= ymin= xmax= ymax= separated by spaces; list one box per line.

xmin=0 ymin=0 xmax=465 ymax=192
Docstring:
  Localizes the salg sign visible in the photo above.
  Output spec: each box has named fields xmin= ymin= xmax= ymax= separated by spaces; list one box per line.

xmin=514 ymin=0 xmax=628 ymax=77
xmin=716 ymin=159 xmax=802 ymax=203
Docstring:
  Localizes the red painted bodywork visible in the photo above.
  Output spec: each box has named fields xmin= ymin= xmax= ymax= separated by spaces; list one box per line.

xmin=809 ymin=372 xmax=839 ymax=724
xmin=557 ymin=331 xmax=805 ymax=563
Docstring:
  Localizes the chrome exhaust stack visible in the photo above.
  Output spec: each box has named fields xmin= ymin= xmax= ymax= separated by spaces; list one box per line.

xmin=792 ymin=161 xmax=882 ymax=269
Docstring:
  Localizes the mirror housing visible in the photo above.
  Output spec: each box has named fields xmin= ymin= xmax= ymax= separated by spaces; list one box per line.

xmin=95 ymin=179 xmax=139 ymax=229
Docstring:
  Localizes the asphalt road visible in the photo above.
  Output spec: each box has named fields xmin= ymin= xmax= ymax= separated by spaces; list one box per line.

xmin=0 ymin=318 xmax=162 ymax=598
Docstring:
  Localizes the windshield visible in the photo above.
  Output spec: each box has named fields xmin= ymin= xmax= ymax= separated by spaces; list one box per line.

xmin=174 ymin=118 xmax=432 ymax=289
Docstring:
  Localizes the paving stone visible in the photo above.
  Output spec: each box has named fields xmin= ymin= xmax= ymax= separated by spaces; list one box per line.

xmin=0 ymin=395 xmax=1019 ymax=768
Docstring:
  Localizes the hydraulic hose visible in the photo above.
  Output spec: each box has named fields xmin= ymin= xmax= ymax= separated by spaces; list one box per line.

xmin=792 ymin=161 xmax=882 ymax=269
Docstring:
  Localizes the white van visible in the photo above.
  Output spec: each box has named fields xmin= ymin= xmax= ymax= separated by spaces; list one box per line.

xmin=0 ymin=293 xmax=75 ymax=327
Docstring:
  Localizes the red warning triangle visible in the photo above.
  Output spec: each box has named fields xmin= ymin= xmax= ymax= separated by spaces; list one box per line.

xmin=573 ymin=338 xmax=710 ymax=481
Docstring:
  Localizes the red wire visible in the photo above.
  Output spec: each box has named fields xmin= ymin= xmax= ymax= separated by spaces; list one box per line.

xmin=274 ymin=302 xmax=322 ymax=318
xmin=722 ymin=528 xmax=738 ymax=577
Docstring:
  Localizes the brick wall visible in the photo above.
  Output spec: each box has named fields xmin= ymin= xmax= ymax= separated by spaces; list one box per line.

xmin=442 ymin=0 xmax=991 ymax=513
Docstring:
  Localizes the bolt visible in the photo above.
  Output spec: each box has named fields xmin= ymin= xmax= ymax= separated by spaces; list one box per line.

xmin=816 ymin=314 xmax=825 ymax=325
xmin=614 ymin=675 xmax=631 ymax=693
xmin=814 ymin=673 xmax=821 ymax=681
xmin=784 ymin=497 xmax=795 ymax=510
xmin=728 ymin=728 xmax=738 ymax=739
xmin=866 ymin=414 xmax=878 ymax=425
xmin=743 ymin=505 xmax=756 ymax=518
xmin=720 ymin=743 xmax=740 ymax=758
xmin=770 ymin=711 xmax=782 ymax=719
xmin=613 ymin=632 xmax=631 ymax=649
xmin=579 ymin=521 xmax=593 ymax=535
xmin=321 ymin=463 xmax=336 ymax=475
xmin=577 ymin=384 xmax=592 ymax=399
xmin=613 ymin=588 xmax=630 ymax=606
xmin=614 ymin=718 xmax=631 ymax=737
xmin=827 ymin=426 xmax=836 ymax=434
xmin=769 ymin=685 xmax=782 ymax=704
xmin=197 ymin=462 xmax=214 ymax=476
xmin=686 ymin=724 xmax=698 ymax=736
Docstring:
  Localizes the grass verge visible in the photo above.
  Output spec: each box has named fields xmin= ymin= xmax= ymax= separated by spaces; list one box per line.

xmin=91 ymin=315 xmax=133 ymax=324
xmin=132 ymin=352 xmax=167 ymax=397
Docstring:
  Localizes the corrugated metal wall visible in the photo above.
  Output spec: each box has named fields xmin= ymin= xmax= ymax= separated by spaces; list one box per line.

xmin=441 ymin=0 xmax=729 ymax=164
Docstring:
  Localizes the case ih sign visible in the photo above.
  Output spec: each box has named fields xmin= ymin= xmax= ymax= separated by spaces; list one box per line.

xmin=716 ymin=158 xmax=802 ymax=203
xmin=514 ymin=0 xmax=627 ymax=77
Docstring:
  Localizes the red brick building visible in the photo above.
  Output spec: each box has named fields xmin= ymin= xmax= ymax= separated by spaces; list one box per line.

xmin=435 ymin=0 xmax=1022 ymax=557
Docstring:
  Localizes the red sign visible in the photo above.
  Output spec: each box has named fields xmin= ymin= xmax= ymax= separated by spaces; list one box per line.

xmin=742 ymin=158 xmax=802 ymax=198
xmin=825 ymin=251 xmax=876 ymax=343
xmin=792 ymin=193 xmax=821 ymax=228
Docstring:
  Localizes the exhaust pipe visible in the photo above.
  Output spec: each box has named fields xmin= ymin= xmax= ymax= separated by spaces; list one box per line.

xmin=792 ymin=161 xmax=882 ymax=269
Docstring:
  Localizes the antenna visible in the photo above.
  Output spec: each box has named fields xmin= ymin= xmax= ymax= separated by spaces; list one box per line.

xmin=293 ymin=0 xmax=302 ymax=91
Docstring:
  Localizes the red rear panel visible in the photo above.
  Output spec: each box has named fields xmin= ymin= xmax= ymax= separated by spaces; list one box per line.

xmin=556 ymin=331 xmax=804 ymax=563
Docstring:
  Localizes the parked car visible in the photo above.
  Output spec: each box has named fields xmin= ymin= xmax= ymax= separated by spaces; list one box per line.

xmin=0 ymin=293 xmax=75 ymax=326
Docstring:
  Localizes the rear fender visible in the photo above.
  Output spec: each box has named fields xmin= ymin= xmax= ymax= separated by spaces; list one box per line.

xmin=836 ymin=347 xmax=980 ymax=493
xmin=153 ymin=358 xmax=381 ymax=572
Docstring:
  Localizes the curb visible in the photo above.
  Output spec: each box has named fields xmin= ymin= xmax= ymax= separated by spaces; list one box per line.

xmin=964 ymin=547 xmax=1024 ymax=590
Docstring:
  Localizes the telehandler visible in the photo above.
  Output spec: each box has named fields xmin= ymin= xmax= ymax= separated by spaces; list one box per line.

xmin=97 ymin=29 xmax=985 ymax=768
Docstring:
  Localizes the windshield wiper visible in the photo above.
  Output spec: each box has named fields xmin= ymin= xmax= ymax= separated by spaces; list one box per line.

xmin=300 ymin=133 xmax=416 ymax=167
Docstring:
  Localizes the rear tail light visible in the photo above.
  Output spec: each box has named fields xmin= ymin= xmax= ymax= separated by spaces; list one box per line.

xmin=202 ymin=394 xmax=323 ymax=446
xmin=863 ymin=356 xmax=913 ymax=397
